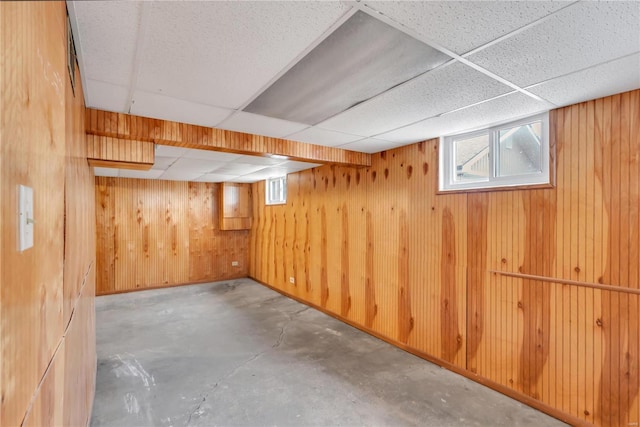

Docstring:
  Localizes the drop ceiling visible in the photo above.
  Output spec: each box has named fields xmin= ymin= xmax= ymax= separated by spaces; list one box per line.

xmin=69 ymin=0 xmax=640 ymax=182
xmin=95 ymin=146 xmax=320 ymax=183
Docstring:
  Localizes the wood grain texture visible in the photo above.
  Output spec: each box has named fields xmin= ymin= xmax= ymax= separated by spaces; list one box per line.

xmin=95 ymin=178 xmax=249 ymax=294
xmin=86 ymin=108 xmax=371 ymax=167
xmin=86 ymin=134 xmax=154 ymax=170
xmin=249 ymin=90 xmax=640 ymax=427
xmin=1 ymin=2 xmax=96 ymax=426
xmin=251 ymin=143 xmax=468 ymax=368
xmin=219 ymin=182 xmax=252 ymax=230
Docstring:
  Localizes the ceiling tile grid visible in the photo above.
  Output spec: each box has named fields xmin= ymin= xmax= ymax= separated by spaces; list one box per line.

xmin=167 ymin=157 xmax=226 ymax=173
xmin=213 ymin=163 xmax=270 ymax=175
xmin=377 ymin=92 xmax=549 ymax=144
xmin=151 ymin=156 xmax=176 ymax=170
xmin=85 ymin=79 xmax=129 ymax=113
xmin=93 ymin=146 xmax=320 ymax=183
xmin=72 ymin=1 xmax=142 ymax=86
xmin=467 ymin=1 xmax=640 ymax=88
xmin=74 ymin=0 xmax=640 ymax=180
xmin=236 ymin=155 xmax=289 ymax=166
xmin=119 ymin=169 xmax=165 ymax=180
xmin=285 ymin=126 xmax=365 ymax=147
xmin=317 ymin=61 xmax=513 ymax=137
xmin=194 ymin=173 xmax=239 ymax=183
xmin=154 ymin=145 xmax=189 ymax=158
xmin=158 ymin=169 xmax=203 ymax=182
xmin=244 ymin=10 xmax=451 ymax=125
xmin=361 ymin=1 xmax=568 ymax=55
xmin=527 ymin=52 xmax=640 ymax=107
xmin=181 ymin=150 xmax=242 ymax=162
xmin=217 ymin=112 xmax=308 ymax=139
xmin=135 ymin=1 xmax=351 ymax=109
xmin=130 ymin=91 xmax=233 ymax=128
xmin=339 ymin=138 xmax=402 ymax=154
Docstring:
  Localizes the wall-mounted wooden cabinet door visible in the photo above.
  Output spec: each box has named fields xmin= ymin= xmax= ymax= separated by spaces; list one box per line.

xmin=219 ymin=182 xmax=252 ymax=230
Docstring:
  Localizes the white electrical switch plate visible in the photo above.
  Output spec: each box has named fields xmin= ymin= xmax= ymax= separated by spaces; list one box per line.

xmin=231 ymin=261 xmax=239 ymax=267
xmin=18 ymin=185 xmax=34 ymax=251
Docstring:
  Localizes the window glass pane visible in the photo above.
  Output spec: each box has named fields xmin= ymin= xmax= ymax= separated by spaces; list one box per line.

xmin=266 ymin=176 xmax=287 ymax=205
xmin=454 ymin=134 xmax=489 ymax=182
xmin=497 ymin=121 xmax=542 ymax=177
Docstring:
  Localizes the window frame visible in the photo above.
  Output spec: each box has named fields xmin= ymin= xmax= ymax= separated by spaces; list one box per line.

xmin=439 ymin=112 xmax=551 ymax=192
xmin=265 ymin=176 xmax=287 ymax=205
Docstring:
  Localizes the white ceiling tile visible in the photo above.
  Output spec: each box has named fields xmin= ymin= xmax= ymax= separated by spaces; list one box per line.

xmin=136 ymin=1 xmax=351 ymax=109
xmin=214 ymin=163 xmax=269 ymax=175
xmin=468 ymin=2 xmax=640 ymax=87
xmin=151 ymin=156 xmax=177 ymax=170
xmin=528 ymin=53 xmax=640 ymax=107
xmin=130 ymin=91 xmax=233 ymax=127
xmin=319 ymin=61 xmax=512 ymax=137
xmin=338 ymin=138 xmax=403 ymax=154
xmin=363 ymin=1 xmax=568 ymax=54
xmin=181 ymin=149 xmax=243 ymax=163
xmin=377 ymin=92 xmax=549 ymax=143
xmin=119 ymin=169 xmax=165 ymax=179
xmin=236 ymin=155 xmax=288 ymax=166
xmin=168 ymin=158 xmax=226 ymax=173
xmin=93 ymin=167 xmax=119 ymax=177
xmin=159 ymin=170 xmax=203 ymax=182
xmin=194 ymin=173 xmax=239 ymax=183
xmin=85 ymin=79 xmax=129 ymax=112
xmin=279 ymin=161 xmax=321 ymax=173
xmin=217 ymin=112 xmax=308 ymax=139
xmin=73 ymin=1 xmax=142 ymax=86
xmin=239 ymin=167 xmax=289 ymax=182
xmin=232 ymin=175 xmax=263 ymax=184
xmin=286 ymin=126 xmax=364 ymax=147
xmin=155 ymin=145 xmax=189 ymax=158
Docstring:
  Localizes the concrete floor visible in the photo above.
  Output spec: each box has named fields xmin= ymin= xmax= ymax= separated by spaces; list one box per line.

xmin=91 ymin=279 xmax=566 ymax=427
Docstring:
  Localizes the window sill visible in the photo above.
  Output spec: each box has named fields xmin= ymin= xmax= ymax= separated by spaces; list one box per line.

xmin=436 ymin=182 xmax=555 ymax=195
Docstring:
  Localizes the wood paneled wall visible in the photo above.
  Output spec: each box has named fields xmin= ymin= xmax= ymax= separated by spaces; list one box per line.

xmin=1 ymin=2 xmax=96 ymax=426
xmin=87 ymin=134 xmax=155 ymax=170
xmin=95 ymin=178 xmax=249 ymax=294
xmin=250 ymin=90 xmax=640 ymax=426
xmin=220 ymin=182 xmax=252 ymax=230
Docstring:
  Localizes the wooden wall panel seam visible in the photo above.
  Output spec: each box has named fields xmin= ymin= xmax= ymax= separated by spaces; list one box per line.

xmin=2 ymin=2 xmax=96 ymax=425
xmin=21 ymin=262 xmax=94 ymax=425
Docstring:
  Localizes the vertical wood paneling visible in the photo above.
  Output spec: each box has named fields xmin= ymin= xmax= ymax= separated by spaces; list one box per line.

xmin=249 ymin=90 xmax=640 ymax=427
xmin=1 ymin=2 xmax=96 ymax=425
xmin=85 ymin=109 xmax=371 ymax=167
xmin=86 ymin=134 xmax=154 ymax=169
xmin=62 ymin=34 xmax=97 ymax=427
xmin=95 ymin=179 xmax=249 ymax=294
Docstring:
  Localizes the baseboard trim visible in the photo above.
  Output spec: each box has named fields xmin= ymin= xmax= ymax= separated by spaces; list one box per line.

xmin=249 ymin=276 xmax=589 ymax=427
xmin=96 ymin=275 xmax=247 ymax=296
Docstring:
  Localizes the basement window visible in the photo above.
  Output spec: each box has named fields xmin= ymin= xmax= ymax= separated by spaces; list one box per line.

xmin=265 ymin=176 xmax=287 ymax=205
xmin=439 ymin=113 xmax=551 ymax=192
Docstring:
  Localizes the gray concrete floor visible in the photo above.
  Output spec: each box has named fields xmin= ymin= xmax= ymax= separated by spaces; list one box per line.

xmin=91 ymin=278 xmax=566 ymax=427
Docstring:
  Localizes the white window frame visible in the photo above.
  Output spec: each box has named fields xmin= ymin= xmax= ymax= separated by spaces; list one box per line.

xmin=265 ymin=176 xmax=287 ymax=205
xmin=439 ymin=112 xmax=551 ymax=192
